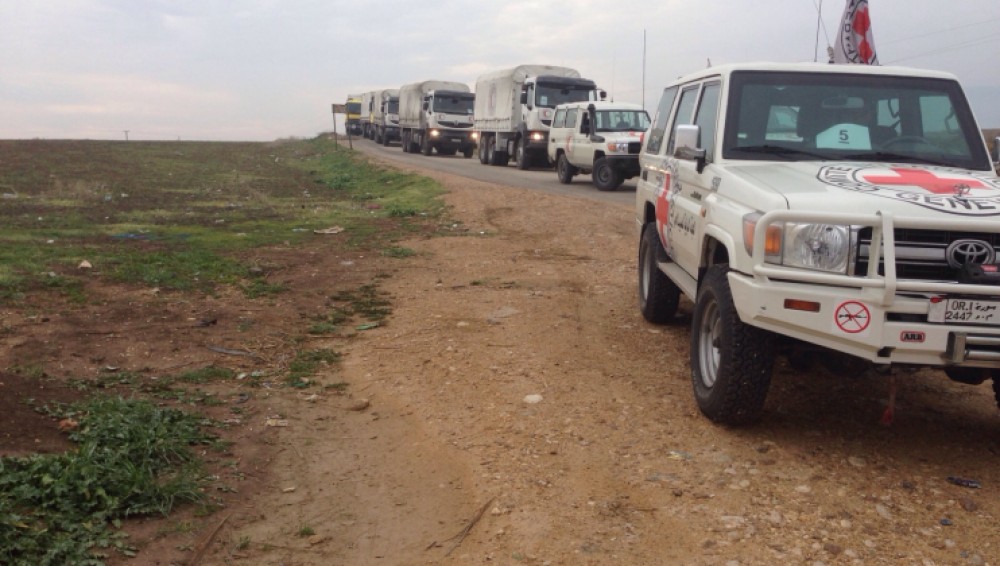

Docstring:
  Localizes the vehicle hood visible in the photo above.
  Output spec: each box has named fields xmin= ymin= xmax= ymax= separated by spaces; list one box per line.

xmin=725 ymin=161 xmax=1000 ymax=218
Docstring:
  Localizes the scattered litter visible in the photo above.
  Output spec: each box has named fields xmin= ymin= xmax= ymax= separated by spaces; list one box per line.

xmin=282 ymin=486 xmax=296 ymax=493
xmin=523 ymin=394 xmax=543 ymax=404
xmin=111 ymin=232 xmax=151 ymax=240
xmin=58 ymin=418 xmax=79 ymax=432
xmin=313 ymin=226 xmax=344 ymax=235
xmin=77 ymin=260 xmax=92 ymax=269
xmin=265 ymin=417 xmax=288 ymax=427
xmin=1 ymin=193 xmax=16 ymax=199
xmin=946 ymin=476 xmax=981 ymax=489
xmin=940 ymin=518 xmax=954 ymax=526
xmin=667 ymin=450 xmax=692 ymax=461
xmin=195 ymin=318 xmax=218 ymax=327
xmin=235 ymin=392 xmax=251 ymax=404
xmin=300 ymin=393 xmax=319 ymax=402
xmin=356 ymin=322 xmax=379 ymax=331
xmin=207 ymin=344 xmax=257 ymax=358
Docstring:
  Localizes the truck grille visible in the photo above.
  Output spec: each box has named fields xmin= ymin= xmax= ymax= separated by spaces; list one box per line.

xmin=437 ymin=121 xmax=472 ymax=128
xmin=854 ymin=228 xmax=1000 ymax=281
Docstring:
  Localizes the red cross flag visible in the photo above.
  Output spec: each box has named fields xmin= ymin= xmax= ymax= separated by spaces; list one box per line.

xmin=832 ymin=0 xmax=879 ymax=64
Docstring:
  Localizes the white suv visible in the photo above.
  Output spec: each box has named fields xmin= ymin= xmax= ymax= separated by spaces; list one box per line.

xmin=548 ymin=101 xmax=649 ymax=191
xmin=636 ymin=62 xmax=1000 ymax=425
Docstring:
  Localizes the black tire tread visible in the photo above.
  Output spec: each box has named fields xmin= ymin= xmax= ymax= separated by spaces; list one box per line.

xmin=691 ymin=264 xmax=775 ymax=425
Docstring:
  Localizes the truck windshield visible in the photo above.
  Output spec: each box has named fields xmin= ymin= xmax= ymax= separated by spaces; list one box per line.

xmin=723 ymin=71 xmax=992 ymax=170
xmin=346 ymin=102 xmax=361 ymax=114
xmin=432 ymin=95 xmax=474 ymax=114
xmin=387 ymin=99 xmax=399 ymax=114
xmin=595 ymin=110 xmax=650 ymax=132
xmin=536 ymin=84 xmax=594 ymax=108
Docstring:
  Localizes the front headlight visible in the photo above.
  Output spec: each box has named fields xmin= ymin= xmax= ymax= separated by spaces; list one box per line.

xmin=743 ymin=213 xmax=851 ymax=273
xmin=606 ymin=142 xmax=629 ymax=153
xmin=429 ymin=129 xmax=440 ymax=138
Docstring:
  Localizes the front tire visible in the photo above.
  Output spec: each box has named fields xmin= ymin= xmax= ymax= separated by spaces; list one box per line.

xmin=638 ymin=223 xmax=680 ymax=323
xmin=515 ymin=140 xmax=530 ymax=170
xmin=691 ymin=264 xmax=775 ymax=425
xmin=556 ymin=154 xmax=576 ymax=184
xmin=593 ymin=157 xmax=623 ymax=191
xmin=421 ymin=135 xmax=433 ymax=156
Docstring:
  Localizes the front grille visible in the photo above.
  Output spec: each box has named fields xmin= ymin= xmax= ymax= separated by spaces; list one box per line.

xmin=437 ymin=121 xmax=472 ymax=128
xmin=628 ymin=142 xmax=641 ymax=154
xmin=855 ymin=228 xmax=1000 ymax=281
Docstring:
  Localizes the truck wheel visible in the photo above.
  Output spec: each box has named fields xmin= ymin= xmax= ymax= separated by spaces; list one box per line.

xmin=556 ymin=154 xmax=576 ymax=184
xmin=944 ymin=367 xmax=989 ymax=385
xmin=593 ymin=158 xmax=623 ymax=191
xmin=463 ymin=146 xmax=474 ymax=158
xmin=690 ymin=264 xmax=775 ymax=425
xmin=382 ymin=132 xmax=391 ymax=147
xmin=478 ymin=138 xmax=488 ymax=164
xmin=638 ymin=223 xmax=681 ymax=323
xmin=515 ymin=141 xmax=530 ymax=170
xmin=421 ymin=135 xmax=433 ymax=156
xmin=487 ymin=138 xmax=499 ymax=165
xmin=401 ymin=132 xmax=409 ymax=153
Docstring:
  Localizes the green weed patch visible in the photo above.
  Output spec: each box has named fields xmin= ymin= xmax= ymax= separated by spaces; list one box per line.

xmin=0 ymin=396 xmax=219 ymax=565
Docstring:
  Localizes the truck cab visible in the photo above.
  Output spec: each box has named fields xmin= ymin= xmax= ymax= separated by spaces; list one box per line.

xmin=419 ymin=90 xmax=476 ymax=156
xmin=345 ymin=95 xmax=363 ymax=136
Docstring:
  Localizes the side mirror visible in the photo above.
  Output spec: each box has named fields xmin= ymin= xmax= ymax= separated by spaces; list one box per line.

xmin=520 ymin=92 xmax=527 ymax=105
xmin=599 ymin=90 xmax=607 ymax=101
xmin=674 ymin=124 xmax=707 ymax=173
xmin=422 ymin=102 xmax=429 ymax=111
xmin=992 ymin=136 xmax=1000 ymax=163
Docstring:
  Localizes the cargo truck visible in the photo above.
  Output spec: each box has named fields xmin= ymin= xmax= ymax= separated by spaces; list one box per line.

xmin=474 ymin=64 xmax=605 ymax=169
xmin=345 ymin=94 xmax=363 ymax=136
xmin=373 ymin=89 xmax=400 ymax=146
xmin=398 ymin=80 xmax=476 ymax=157
xmin=360 ymin=91 xmax=377 ymax=139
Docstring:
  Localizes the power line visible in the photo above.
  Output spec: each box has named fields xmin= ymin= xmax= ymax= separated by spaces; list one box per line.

xmin=884 ymin=32 xmax=1000 ymax=65
xmin=879 ymin=15 xmax=1000 ymax=46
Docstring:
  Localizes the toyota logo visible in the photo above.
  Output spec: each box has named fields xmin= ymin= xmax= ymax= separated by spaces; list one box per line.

xmin=946 ymin=239 xmax=995 ymax=268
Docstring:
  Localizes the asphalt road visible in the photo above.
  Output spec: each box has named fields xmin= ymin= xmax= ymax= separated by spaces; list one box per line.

xmin=343 ymin=134 xmax=636 ymax=207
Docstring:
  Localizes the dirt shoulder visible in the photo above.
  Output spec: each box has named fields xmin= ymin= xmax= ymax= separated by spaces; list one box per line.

xmin=196 ymin=161 xmax=999 ymax=566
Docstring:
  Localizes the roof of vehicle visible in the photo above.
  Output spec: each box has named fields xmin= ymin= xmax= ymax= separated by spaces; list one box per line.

xmin=553 ymin=101 xmax=645 ymax=112
xmin=666 ymin=61 xmax=959 ymax=86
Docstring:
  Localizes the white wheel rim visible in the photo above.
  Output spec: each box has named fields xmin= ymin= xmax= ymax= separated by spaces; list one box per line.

xmin=698 ymin=300 xmax=721 ymax=388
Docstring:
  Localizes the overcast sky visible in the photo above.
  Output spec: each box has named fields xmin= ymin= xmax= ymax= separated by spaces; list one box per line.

xmin=2 ymin=1 xmax=999 ymax=141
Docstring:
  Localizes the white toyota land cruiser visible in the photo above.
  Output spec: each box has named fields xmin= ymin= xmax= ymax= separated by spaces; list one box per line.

xmin=636 ymin=61 xmax=1000 ymax=425
xmin=548 ymin=101 xmax=650 ymax=191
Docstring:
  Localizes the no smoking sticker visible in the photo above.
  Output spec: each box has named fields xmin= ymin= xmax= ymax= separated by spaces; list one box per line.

xmin=834 ymin=301 xmax=871 ymax=334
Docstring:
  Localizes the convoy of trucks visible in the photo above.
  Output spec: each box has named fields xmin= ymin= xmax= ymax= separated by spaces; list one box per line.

xmin=398 ymin=80 xmax=477 ymax=157
xmin=372 ymin=89 xmax=400 ymax=146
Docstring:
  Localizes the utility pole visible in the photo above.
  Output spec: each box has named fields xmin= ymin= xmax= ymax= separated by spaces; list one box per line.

xmin=642 ymin=29 xmax=647 ymax=111
xmin=123 ymin=130 xmax=129 ymax=141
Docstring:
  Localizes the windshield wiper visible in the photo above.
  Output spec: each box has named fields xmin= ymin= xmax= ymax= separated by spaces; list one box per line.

xmin=843 ymin=151 xmax=955 ymax=167
xmin=733 ymin=145 xmax=830 ymax=160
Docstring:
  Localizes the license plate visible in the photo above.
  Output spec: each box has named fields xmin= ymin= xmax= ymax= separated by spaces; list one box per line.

xmin=928 ymin=298 xmax=1000 ymax=325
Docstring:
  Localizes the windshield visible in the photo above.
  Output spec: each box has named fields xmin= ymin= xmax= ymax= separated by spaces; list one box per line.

xmin=723 ymin=71 xmax=991 ymax=170
xmin=432 ymin=95 xmax=474 ymax=114
xmin=595 ymin=110 xmax=650 ymax=132
xmin=386 ymin=99 xmax=399 ymax=114
xmin=346 ymin=102 xmax=361 ymax=114
xmin=536 ymin=84 xmax=594 ymax=108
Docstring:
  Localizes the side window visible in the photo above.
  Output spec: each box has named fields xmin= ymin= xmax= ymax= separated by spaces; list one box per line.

xmin=667 ymin=85 xmax=700 ymax=156
xmin=552 ymin=109 xmax=566 ymax=129
xmin=565 ymin=108 xmax=578 ymax=129
xmin=645 ymin=86 xmax=678 ymax=155
xmin=694 ymin=81 xmax=721 ymax=161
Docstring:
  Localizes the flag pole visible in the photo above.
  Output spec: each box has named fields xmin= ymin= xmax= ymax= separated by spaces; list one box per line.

xmin=814 ymin=0 xmax=823 ymax=62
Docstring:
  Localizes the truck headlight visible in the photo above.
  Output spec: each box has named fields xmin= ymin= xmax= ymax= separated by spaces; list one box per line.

xmin=429 ymin=129 xmax=440 ymax=138
xmin=606 ymin=142 xmax=629 ymax=153
xmin=782 ymin=223 xmax=851 ymax=273
xmin=743 ymin=213 xmax=851 ymax=273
